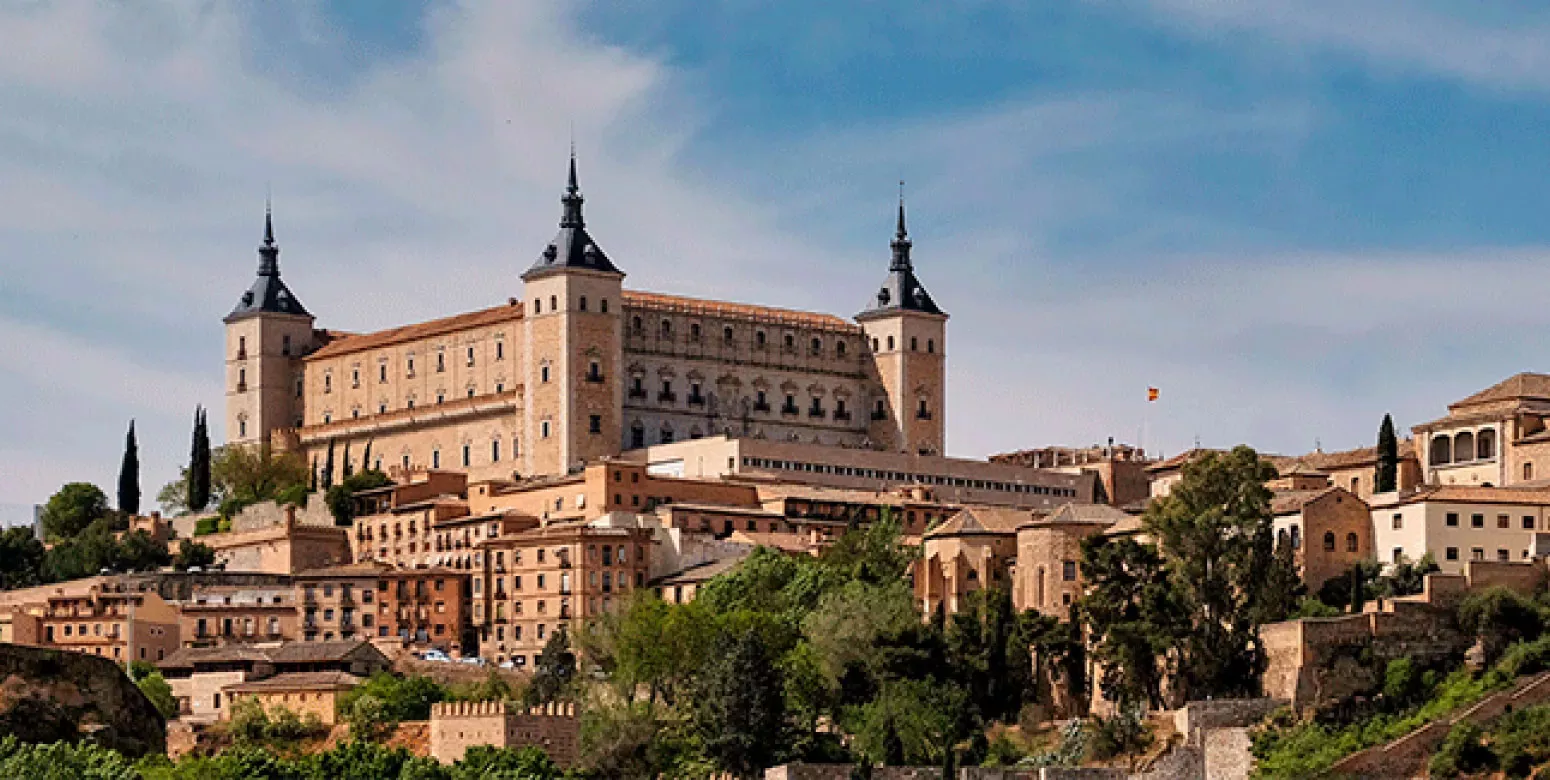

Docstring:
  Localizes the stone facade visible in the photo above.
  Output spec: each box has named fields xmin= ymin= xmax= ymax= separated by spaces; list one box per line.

xmin=1369 ymin=485 xmax=1550 ymax=574
xmin=293 ymin=562 xmax=469 ymax=654
xmin=198 ymin=505 xmax=351 ymax=574
xmin=1015 ymin=504 xmax=1134 ymax=617
xmin=227 ymin=162 xmax=951 ymax=488
xmin=429 ymin=700 xmax=579 ymax=766
xmin=1270 ymin=487 xmax=1372 ymax=591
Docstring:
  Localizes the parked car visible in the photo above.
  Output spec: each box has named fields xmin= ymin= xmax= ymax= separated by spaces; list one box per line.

xmin=459 ymin=656 xmax=486 ymax=667
xmin=498 ymin=660 xmax=516 ymax=670
xmin=420 ymin=649 xmax=451 ymax=663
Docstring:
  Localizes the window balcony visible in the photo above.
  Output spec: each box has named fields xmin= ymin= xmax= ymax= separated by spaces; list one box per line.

xmin=916 ymin=409 xmax=933 ymax=420
xmin=687 ymin=394 xmax=706 ymax=407
xmin=753 ymin=401 xmax=771 ymax=413
xmin=585 ymin=371 xmax=605 ymax=384
xmin=808 ymin=408 xmax=825 ymax=419
xmin=658 ymin=391 xmax=678 ymax=404
xmin=833 ymin=410 xmax=852 ymax=422
xmin=871 ymin=409 xmax=889 ymax=421
xmin=627 ymin=388 xmax=647 ymax=400
xmin=780 ymin=404 xmax=799 ymax=416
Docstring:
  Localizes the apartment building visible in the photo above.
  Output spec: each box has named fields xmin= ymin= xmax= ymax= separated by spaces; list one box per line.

xmin=177 ymin=585 xmax=298 ymax=648
xmin=1372 ymin=486 xmax=1550 ymax=574
xmin=293 ymin=562 xmax=469 ymax=655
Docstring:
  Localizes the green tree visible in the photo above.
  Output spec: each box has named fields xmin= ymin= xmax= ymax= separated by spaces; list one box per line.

xmin=210 ymin=443 xmax=309 ymax=510
xmin=849 ymin=678 xmax=970 ymax=768
xmin=0 ymin=526 xmax=46 ymax=590
xmin=337 ymin=672 xmax=448 ymax=726
xmin=322 ymin=439 xmax=336 ymax=491
xmin=1374 ymin=553 xmax=1440 ymax=598
xmin=114 ymin=529 xmax=171 ymax=572
xmin=173 ymin=541 xmax=216 ymax=572
xmin=1086 ymin=703 xmax=1154 ymax=770
xmin=944 ymin=587 xmax=1032 ymax=723
xmin=452 ymin=745 xmax=563 ymax=780
xmin=189 ymin=406 xmax=212 ymax=512
xmin=1077 ymin=534 xmax=1180 ymax=709
xmin=41 ymin=482 xmax=111 ymax=540
xmin=135 ymin=671 xmax=179 ymax=720
xmin=1142 ymin=445 xmax=1278 ymax=701
xmin=693 ymin=628 xmax=788 ymax=778
xmin=1375 ymin=413 xmax=1399 ymax=494
xmin=156 ymin=469 xmax=190 ymax=517
xmin=527 ymin=629 xmax=578 ymax=706
xmin=325 ymin=469 xmax=393 ymax=526
xmin=817 ymin=513 xmax=918 ymax=587
xmin=118 ymin=420 xmax=140 ymax=516
xmin=1459 ymin=587 xmax=1545 ymax=667
xmin=1253 ymin=537 xmax=1306 ymax=625
xmin=0 ymin=735 xmax=138 ymax=780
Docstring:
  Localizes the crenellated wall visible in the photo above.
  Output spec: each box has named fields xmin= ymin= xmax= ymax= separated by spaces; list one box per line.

xmin=428 ymin=699 xmax=579 ymax=766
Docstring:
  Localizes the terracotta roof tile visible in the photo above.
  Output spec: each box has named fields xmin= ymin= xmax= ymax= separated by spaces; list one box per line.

xmin=268 ymin=639 xmax=382 ymax=665
xmin=224 ymin=671 xmax=363 ymax=693
xmin=1024 ymin=503 xmax=1132 ymax=528
xmin=623 ymin=290 xmax=860 ymax=332
xmin=925 ymin=506 xmax=1030 ymax=538
xmin=651 ymin=554 xmax=749 ymax=586
xmin=305 ymin=302 xmax=523 ymax=361
xmin=1450 ymin=373 xmax=1550 ymax=410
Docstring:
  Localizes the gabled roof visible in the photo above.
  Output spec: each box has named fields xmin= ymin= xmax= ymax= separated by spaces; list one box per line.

xmin=224 ymin=671 xmax=363 ymax=693
xmin=159 ymin=644 xmax=277 ymax=670
xmin=268 ymin=639 xmax=385 ymax=665
xmin=925 ymin=506 xmax=1029 ymax=538
xmin=1023 ymin=502 xmax=1132 ymax=528
xmin=1271 ymin=487 xmax=1340 ymax=515
xmin=1450 ymin=373 xmax=1550 ymax=410
xmin=651 ymin=554 xmax=749 ymax=586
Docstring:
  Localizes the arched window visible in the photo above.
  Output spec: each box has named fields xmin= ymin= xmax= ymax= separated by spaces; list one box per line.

xmin=630 ymin=421 xmax=645 ymax=450
xmin=1323 ymin=532 xmax=1336 ymax=552
xmin=1430 ymin=435 xmax=1452 ymax=466
xmin=1454 ymin=431 xmax=1475 ymax=463
xmin=1346 ymin=532 xmax=1359 ymax=552
xmin=659 ymin=424 xmax=674 ymax=445
xmin=810 ymin=337 xmax=822 ymax=355
xmin=578 ymin=295 xmax=588 ymax=311
xmin=1478 ymin=428 xmax=1497 ymax=459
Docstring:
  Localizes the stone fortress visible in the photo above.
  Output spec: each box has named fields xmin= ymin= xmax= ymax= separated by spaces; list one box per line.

xmin=224 ymin=154 xmax=949 ymax=484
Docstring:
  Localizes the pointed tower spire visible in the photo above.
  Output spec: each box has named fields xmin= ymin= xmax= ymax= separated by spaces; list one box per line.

xmin=258 ymin=199 xmax=280 ymax=276
xmin=560 ymin=146 xmax=585 ymax=229
xmin=890 ymin=180 xmax=912 ymax=271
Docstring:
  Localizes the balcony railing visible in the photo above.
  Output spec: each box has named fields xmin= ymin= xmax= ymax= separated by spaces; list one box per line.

xmin=916 ymin=410 xmax=933 ymax=420
xmin=627 ymin=388 xmax=647 ymax=400
xmin=833 ymin=410 xmax=852 ymax=422
xmin=687 ymin=394 xmax=706 ymax=407
xmin=808 ymin=408 xmax=825 ymax=419
xmin=585 ymin=371 xmax=605 ymax=384
xmin=657 ymin=391 xmax=677 ymax=403
xmin=780 ymin=404 xmax=799 ymax=416
xmin=871 ymin=410 xmax=888 ymax=421
xmin=753 ymin=401 xmax=771 ymax=412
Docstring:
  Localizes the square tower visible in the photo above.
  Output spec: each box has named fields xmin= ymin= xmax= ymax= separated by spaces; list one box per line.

xmin=224 ymin=207 xmax=315 ymax=446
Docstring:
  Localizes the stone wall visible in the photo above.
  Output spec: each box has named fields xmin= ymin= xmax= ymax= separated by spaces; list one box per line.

xmin=1261 ymin=607 xmax=1467 ymax=710
xmin=1172 ymin=699 xmax=1286 ymax=734
xmin=428 ymin=700 xmax=579 ymax=766
xmin=765 ymin=765 xmax=943 ymax=780
xmin=231 ymin=499 xmax=335 ymax=533
xmin=0 ymin=642 xmax=166 ymax=757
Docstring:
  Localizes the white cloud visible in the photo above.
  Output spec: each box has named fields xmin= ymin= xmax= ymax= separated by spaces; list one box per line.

xmin=1141 ymin=0 xmax=1550 ymax=92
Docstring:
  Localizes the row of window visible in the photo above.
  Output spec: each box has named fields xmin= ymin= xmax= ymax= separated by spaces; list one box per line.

xmin=870 ymin=335 xmax=937 ymax=354
xmin=1439 ymin=546 xmax=1531 ymax=562
xmin=738 ymin=456 xmax=1078 ymax=498
xmin=1438 ymin=512 xmax=1538 ymax=530
xmin=629 ymin=317 xmax=853 ymax=358
xmin=1428 ymin=428 xmax=1497 ymax=467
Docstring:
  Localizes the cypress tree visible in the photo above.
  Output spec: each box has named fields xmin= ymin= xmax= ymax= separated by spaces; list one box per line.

xmin=188 ymin=407 xmax=212 ymax=512
xmin=362 ymin=439 xmax=373 ymax=474
xmin=1375 ymin=413 xmax=1399 ymax=493
xmin=343 ymin=442 xmax=353 ymax=479
xmin=322 ymin=439 xmax=336 ymax=490
xmin=118 ymin=420 xmax=140 ymax=516
xmin=310 ymin=457 xmax=319 ymax=492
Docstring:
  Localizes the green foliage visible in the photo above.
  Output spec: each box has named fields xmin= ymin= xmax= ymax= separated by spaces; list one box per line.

xmin=1139 ymin=445 xmax=1279 ymax=702
xmin=188 ymin=407 xmax=212 ymax=513
xmin=210 ymin=443 xmax=309 ymax=508
xmin=527 ymin=629 xmax=577 ymax=707
xmin=816 ymin=513 xmax=918 ymax=587
xmin=692 ymin=628 xmax=788 ymax=777
xmin=326 ymin=470 xmax=392 ymax=526
xmin=1458 ymin=586 xmax=1546 ymax=667
xmin=193 ymin=517 xmax=220 ymax=537
xmin=0 ymin=735 xmax=138 ymax=780
xmin=1374 ymin=553 xmax=1440 ymax=598
xmin=449 ymin=745 xmax=562 ymax=779
xmin=41 ymin=482 xmax=111 ymax=540
xmin=1077 ymin=533 xmax=1179 ymax=709
xmin=1375 ymin=413 xmax=1399 ymax=494
xmin=445 ymin=669 xmax=517 ymax=704
xmin=848 ymin=678 xmax=968 ymax=767
xmin=944 ymin=587 xmax=1033 ymax=724
xmin=42 ymin=518 xmax=169 ymax=581
xmin=337 ymin=673 xmax=448 ymax=736
xmin=118 ymin=420 xmax=140 ymax=516
xmin=135 ymin=671 xmax=178 ymax=720
xmin=275 ymin=483 xmax=309 ymax=509
xmin=173 ymin=541 xmax=216 ymax=571
xmin=1292 ymin=596 xmax=1340 ymax=619
xmin=1086 ymin=704 xmax=1154 ymax=767
xmin=1253 ymin=537 xmax=1305 ymax=625
xmin=0 ymin=526 xmax=47 ymax=589
xmin=156 ymin=470 xmax=190 ymax=517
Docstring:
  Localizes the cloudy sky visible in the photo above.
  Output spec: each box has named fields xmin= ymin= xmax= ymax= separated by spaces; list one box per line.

xmin=3 ymin=0 xmax=1549 ymax=516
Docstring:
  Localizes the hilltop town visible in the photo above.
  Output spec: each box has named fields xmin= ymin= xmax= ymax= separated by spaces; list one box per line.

xmin=7 ymin=163 xmax=1550 ymax=780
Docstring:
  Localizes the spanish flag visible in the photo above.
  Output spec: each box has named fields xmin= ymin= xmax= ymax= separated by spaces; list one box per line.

xmin=1147 ymin=387 xmax=1159 ymax=402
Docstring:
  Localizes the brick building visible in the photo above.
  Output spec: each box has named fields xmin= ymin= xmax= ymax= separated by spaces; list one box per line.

xmin=177 ymin=585 xmax=298 ymax=648
xmin=293 ymin=562 xmax=469 ymax=655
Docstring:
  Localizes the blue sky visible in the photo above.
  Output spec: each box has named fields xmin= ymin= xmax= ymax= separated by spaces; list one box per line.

xmin=3 ymin=0 xmax=1550 ymax=516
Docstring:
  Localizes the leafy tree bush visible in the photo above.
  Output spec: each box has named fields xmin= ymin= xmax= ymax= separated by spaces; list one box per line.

xmin=192 ymin=517 xmax=220 ymax=537
xmin=0 ymin=735 xmax=137 ymax=780
xmin=527 ymin=629 xmax=577 ymax=707
xmin=337 ymin=673 xmax=448 ymax=736
xmin=134 ymin=671 xmax=178 ymax=720
xmin=1428 ymin=721 xmax=1495 ymax=778
xmin=1459 ymin=587 xmax=1546 ymax=667
xmin=1086 ymin=704 xmax=1154 ymax=768
xmin=326 ymin=470 xmax=392 ymax=526
xmin=41 ymin=483 xmax=111 ymax=540
xmin=172 ymin=541 xmax=216 ymax=571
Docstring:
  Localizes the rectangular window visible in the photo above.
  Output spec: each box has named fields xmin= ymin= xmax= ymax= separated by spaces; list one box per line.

xmin=1472 ymin=547 xmax=1485 ymax=560
xmin=1393 ymin=547 xmax=1404 ymax=563
xmin=1392 ymin=513 xmax=1402 ymax=529
xmin=1472 ymin=514 xmax=1484 ymax=528
xmin=1526 ymin=516 xmax=1537 ymax=530
xmin=1498 ymin=549 xmax=1511 ymax=561
xmin=589 ymin=415 xmax=602 ymax=434
xmin=462 ymin=445 xmax=470 ymax=467
xmin=1446 ymin=547 xmax=1459 ymax=560
xmin=1446 ymin=512 xmax=1459 ymax=527
xmin=1061 ymin=561 xmax=1078 ymax=581
xmin=1498 ymin=514 xmax=1511 ymax=529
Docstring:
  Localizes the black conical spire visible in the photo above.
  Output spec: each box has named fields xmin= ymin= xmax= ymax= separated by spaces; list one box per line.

xmin=560 ymin=146 xmax=585 ymax=229
xmin=258 ymin=199 xmax=280 ymax=276
xmin=890 ymin=180 xmax=912 ymax=271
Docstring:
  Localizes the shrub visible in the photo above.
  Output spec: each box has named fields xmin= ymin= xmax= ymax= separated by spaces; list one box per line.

xmin=1458 ymin=587 xmax=1545 ymax=667
xmin=192 ymin=517 xmax=219 ymax=537
xmin=1429 ymin=722 xmax=1495 ymax=778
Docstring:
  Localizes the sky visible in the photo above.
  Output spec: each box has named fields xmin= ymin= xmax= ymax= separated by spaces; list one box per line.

xmin=3 ymin=0 xmax=1550 ymax=516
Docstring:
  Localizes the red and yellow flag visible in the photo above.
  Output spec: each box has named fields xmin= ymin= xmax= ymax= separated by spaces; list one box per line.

xmin=1147 ymin=387 xmax=1159 ymax=402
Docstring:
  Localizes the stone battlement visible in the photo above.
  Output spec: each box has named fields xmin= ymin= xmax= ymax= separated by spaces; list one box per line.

xmin=428 ymin=699 xmax=579 ymax=766
xmin=429 ymin=700 xmax=576 ymax=718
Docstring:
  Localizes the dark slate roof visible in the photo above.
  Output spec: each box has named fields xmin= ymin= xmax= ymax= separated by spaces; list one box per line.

xmin=857 ymin=198 xmax=944 ymax=319
xmin=226 ymin=208 xmax=311 ymax=322
xmin=521 ymin=154 xmax=623 ymax=281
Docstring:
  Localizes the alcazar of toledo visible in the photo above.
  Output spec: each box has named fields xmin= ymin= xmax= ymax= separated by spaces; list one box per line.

xmin=224 ymin=155 xmax=1089 ymax=510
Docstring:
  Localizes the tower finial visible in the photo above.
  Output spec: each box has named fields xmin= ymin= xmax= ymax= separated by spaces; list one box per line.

xmin=889 ymin=181 xmax=912 ymax=271
xmin=560 ymin=144 xmax=585 ymax=228
xmin=258 ymin=199 xmax=280 ymax=276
